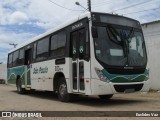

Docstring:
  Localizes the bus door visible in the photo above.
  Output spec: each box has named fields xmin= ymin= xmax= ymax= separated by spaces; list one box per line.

xmin=71 ymin=28 xmax=90 ymax=93
xmin=24 ymin=49 xmax=32 ymax=88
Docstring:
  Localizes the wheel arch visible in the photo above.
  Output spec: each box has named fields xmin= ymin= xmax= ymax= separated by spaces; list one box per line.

xmin=53 ymin=72 xmax=66 ymax=92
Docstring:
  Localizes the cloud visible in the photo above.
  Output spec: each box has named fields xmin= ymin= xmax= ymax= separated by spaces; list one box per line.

xmin=0 ymin=27 xmax=36 ymax=47
xmin=35 ymin=22 xmax=51 ymax=29
xmin=0 ymin=10 xmax=29 ymax=25
xmin=0 ymin=0 xmax=160 ymax=63
xmin=0 ymin=0 xmax=160 ymax=27
xmin=9 ymin=11 xmax=29 ymax=25
xmin=0 ymin=27 xmax=37 ymax=63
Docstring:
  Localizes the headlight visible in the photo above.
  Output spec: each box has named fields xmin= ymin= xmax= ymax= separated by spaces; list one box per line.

xmin=144 ymin=69 xmax=149 ymax=81
xmin=95 ymin=68 xmax=110 ymax=83
xmin=144 ymin=77 xmax=149 ymax=81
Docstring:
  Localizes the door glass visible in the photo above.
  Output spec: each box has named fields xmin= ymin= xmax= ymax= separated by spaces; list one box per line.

xmin=79 ymin=30 xmax=85 ymax=60
xmin=79 ymin=62 xmax=84 ymax=90
xmin=71 ymin=32 xmax=77 ymax=61
xmin=25 ymin=49 xmax=31 ymax=65
xmin=73 ymin=63 xmax=77 ymax=90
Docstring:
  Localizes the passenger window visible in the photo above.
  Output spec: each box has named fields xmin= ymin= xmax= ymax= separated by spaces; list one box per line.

xmin=13 ymin=50 xmax=19 ymax=66
xmin=8 ymin=54 xmax=13 ymax=68
xmin=18 ymin=48 xmax=24 ymax=65
xmin=33 ymin=43 xmax=37 ymax=61
xmin=36 ymin=37 xmax=49 ymax=61
xmin=50 ymin=30 xmax=66 ymax=57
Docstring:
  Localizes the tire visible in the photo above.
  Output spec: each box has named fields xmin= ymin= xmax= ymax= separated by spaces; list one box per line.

xmin=98 ymin=94 xmax=113 ymax=100
xmin=17 ymin=79 xmax=26 ymax=94
xmin=57 ymin=78 xmax=73 ymax=102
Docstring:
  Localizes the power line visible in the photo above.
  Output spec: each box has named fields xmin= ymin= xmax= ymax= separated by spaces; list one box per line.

xmin=92 ymin=0 xmax=124 ymax=6
xmin=92 ymin=1 xmax=112 ymax=6
xmin=92 ymin=1 xmax=106 ymax=5
xmin=111 ymin=0 xmax=156 ymax=13
xmin=48 ymin=0 xmax=82 ymax=11
xmin=92 ymin=2 xmax=112 ymax=8
xmin=123 ymin=7 xmax=160 ymax=15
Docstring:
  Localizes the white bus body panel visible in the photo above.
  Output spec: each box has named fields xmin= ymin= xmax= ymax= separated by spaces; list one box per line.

xmin=30 ymin=58 xmax=70 ymax=91
xmin=30 ymin=58 xmax=92 ymax=94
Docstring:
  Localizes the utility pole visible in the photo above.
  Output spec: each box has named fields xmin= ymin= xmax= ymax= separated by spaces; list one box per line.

xmin=75 ymin=0 xmax=91 ymax=12
xmin=87 ymin=0 xmax=91 ymax=12
xmin=9 ymin=43 xmax=18 ymax=48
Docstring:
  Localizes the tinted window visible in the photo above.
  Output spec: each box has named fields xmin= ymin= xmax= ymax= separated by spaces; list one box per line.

xmin=13 ymin=50 xmax=19 ymax=66
xmin=18 ymin=48 xmax=24 ymax=65
xmin=79 ymin=29 xmax=85 ymax=59
xmin=37 ymin=37 xmax=49 ymax=61
xmin=85 ymin=29 xmax=90 ymax=60
xmin=33 ymin=43 xmax=36 ymax=61
xmin=70 ymin=28 xmax=89 ymax=61
xmin=8 ymin=54 xmax=13 ymax=68
xmin=50 ymin=30 xmax=66 ymax=57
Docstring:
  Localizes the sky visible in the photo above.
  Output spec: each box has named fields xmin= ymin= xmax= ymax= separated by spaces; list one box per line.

xmin=0 ymin=0 xmax=160 ymax=63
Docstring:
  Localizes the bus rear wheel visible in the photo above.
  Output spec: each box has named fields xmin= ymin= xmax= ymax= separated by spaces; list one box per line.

xmin=57 ymin=78 xmax=72 ymax=102
xmin=98 ymin=94 xmax=113 ymax=100
xmin=17 ymin=79 xmax=26 ymax=94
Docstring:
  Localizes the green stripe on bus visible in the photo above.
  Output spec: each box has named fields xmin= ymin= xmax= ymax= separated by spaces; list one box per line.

xmin=102 ymin=69 xmax=148 ymax=83
xmin=7 ymin=66 xmax=31 ymax=85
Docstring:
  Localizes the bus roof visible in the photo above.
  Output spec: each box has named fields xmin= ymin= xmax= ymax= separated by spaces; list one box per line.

xmin=8 ymin=12 xmax=91 ymax=54
xmin=8 ymin=12 xmax=140 ymax=54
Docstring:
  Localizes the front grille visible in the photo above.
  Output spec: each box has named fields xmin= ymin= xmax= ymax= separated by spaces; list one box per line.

xmin=114 ymin=84 xmax=143 ymax=92
xmin=107 ymin=68 xmax=145 ymax=74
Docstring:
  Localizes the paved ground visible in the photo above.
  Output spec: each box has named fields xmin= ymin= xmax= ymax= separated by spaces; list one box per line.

xmin=0 ymin=84 xmax=160 ymax=120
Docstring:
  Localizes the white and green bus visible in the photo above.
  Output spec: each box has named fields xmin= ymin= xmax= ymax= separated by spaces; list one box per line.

xmin=7 ymin=12 xmax=149 ymax=102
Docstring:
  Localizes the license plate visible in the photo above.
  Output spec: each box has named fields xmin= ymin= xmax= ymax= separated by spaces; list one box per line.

xmin=124 ymin=89 xmax=135 ymax=93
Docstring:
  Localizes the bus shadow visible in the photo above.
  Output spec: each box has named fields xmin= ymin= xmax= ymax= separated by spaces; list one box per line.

xmin=12 ymin=90 xmax=59 ymax=101
xmin=72 ymin=95 xmax=148 ymax=107
xmin=11 ymin=90 xmax=148 ymax=107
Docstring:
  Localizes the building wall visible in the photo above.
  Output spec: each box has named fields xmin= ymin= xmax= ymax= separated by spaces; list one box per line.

xmin=0 ymin=64 xmax=7 ymax=83
xmin=142 ymin=21 xmax=160 ymax=90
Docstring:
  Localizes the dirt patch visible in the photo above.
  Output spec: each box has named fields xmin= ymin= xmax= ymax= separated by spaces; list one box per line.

xmin=0 ymin=84 xmax=159 ymax=120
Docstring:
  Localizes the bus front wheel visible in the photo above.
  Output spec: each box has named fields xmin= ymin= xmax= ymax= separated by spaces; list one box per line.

xmin=98 ymin=94 xmax=113 ymax=100
xmin=17 ymin=79 xmax=26 ymax=94
xmin=57 ymin=78 xmax=72 ymax=102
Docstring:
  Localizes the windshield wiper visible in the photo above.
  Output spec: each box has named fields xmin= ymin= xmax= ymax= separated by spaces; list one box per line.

xmin=120 ymin=27 xmax=134 ymax=55
xmin=107 ymin=25 xmax=128 ymax=57
xmin=107 ymin=26 xmax=135 ymax=59
xmin=107 ymin=25 xmax=122 ymax=45
xmin=126 ymin=28 xmax=134 ymax=42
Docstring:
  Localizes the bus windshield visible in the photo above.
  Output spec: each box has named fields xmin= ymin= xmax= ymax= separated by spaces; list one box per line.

xmin=94 ymin=26 xmax=147 ymax=67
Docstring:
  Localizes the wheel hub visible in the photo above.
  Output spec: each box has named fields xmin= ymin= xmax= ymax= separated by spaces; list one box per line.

xmin=59 ymin=84 xmax=66 ymax=97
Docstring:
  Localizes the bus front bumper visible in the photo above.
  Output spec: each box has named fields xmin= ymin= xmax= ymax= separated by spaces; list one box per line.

xmin=89 ymin=79 xmax=150 ymax=95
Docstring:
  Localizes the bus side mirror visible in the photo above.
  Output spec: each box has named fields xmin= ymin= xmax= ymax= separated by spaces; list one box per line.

xmin=92 ymin=27 xmax=98 ymax=38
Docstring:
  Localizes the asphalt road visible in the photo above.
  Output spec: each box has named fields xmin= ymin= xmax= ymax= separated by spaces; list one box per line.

xmin=0 ymin=84 xmax=160 ymax=120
